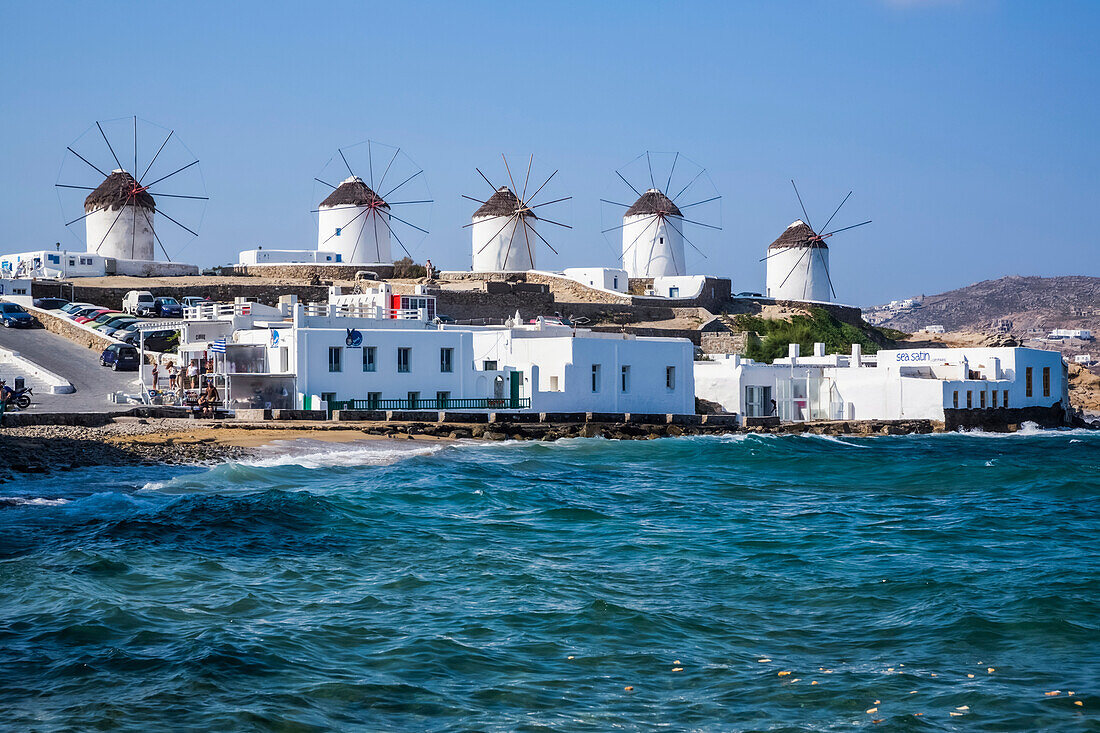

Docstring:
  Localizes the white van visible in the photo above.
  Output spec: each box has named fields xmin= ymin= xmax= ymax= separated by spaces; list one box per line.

xmin=122 ymin=290 xmax=156 ymax=316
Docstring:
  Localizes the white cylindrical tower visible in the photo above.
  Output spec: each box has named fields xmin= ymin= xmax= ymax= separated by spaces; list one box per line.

xmin=765 ymin=220 xmax=831 ymax=302
xmin=621 ymin=189 xmax=685 ymax=278
xmin=317 ymin=176 xmax=391 ymax=264
xmin=84 ymin=170 xmax=156 ymax=260
xmin=471 ymin=186 xmax=536 ymax=271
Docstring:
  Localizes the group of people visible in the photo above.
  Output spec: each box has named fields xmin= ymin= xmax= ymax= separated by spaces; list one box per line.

xmin=147 ymin=358 xmax=220 ymax=417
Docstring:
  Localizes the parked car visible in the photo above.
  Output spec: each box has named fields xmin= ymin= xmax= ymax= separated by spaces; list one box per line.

xmin=91 ymin=311 xmax=126 ymax=328
xmin=60 ymin=302 xmax=96 ymax=316
xmin=68 ymin=305 xmax=104 ymax=321
xmin=122 ymin=290 xmax=156 ymax=316
xmin=100 ymin=343 xmax=141 ymax=371
xmin=139 ymin=328 xmax=180 ymax=353
xmin=0 ymin=302 xmax=35 ymax=328
xmin=32 ymin=297 xmax=69 ymax=310
xmin=735 ymin=291 xmax=764 ymax=298
xmin=152 ymin=297 xmax=183 ymax=318
xmin=93 ymin=313 xmax=134 ymax=333
xmin=74 ymin=308 xmax=111 ymax=324
xmin=100 ymin=318 xmax=138 ymax=337
xmin=181 ymin=296 xmax=212 ymax=309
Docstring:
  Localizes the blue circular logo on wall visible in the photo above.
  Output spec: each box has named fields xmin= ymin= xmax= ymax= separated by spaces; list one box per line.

xmin=270 ymin=329 xmax=280 ymax=347
xmin=346 ymin=329 xmax=363 ymax=347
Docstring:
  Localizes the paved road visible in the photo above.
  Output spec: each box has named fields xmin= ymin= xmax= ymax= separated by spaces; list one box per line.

xmin=0 ymin=325 xmax=139 ymax=412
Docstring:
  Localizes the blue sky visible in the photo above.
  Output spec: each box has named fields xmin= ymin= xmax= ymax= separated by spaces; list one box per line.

xmin=1 ymin=0 xmax=1097 ymax=305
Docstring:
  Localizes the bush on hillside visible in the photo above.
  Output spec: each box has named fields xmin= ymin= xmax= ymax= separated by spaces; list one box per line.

xmin=738 ymin=308 xmax=886 ymax=363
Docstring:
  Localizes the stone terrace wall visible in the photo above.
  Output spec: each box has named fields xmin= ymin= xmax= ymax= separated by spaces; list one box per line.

xmin=32 ymin=307 xmax=115 ymax=352
xmin=32 ymin=281 xmax=330 ymax=311
xmin=434 ymin=289 xmax=556 ymax=321
xmin=223 ymin=264 xmax=395 ymax=281
xmin=724 ymin=296 xmax=863 ymax=326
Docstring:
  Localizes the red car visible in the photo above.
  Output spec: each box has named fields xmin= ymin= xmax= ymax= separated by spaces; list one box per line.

xmin=74 ymin=308 xmax=111 ymax=324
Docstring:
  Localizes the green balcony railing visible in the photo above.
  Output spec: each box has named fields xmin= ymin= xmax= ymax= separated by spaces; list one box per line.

xmin=331 ymin=397 xmax=530 ymax=412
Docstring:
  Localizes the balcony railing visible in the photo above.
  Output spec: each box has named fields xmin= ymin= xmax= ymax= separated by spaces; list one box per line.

xmin=331 ymin=397 xmax=530 ymax=411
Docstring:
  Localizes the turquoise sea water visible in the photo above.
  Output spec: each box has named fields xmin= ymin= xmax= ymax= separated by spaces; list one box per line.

xmin=1 ymin=430 xmax=1098 ymax=731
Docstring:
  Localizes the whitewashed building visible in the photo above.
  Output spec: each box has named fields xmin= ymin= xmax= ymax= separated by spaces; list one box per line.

xmin=765 ymin=220 xmax=831 ymax=302
xmin=562 ymin=267 xmax=629 ymax=293
xmin=695 ymin=343 xmax=1069 ymax=425
xmin=176 ymin=288 xmax=695 ymax=415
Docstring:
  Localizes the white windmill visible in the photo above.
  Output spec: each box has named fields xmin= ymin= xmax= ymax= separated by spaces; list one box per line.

xmin=465 ymin=155 xmax=571 ymax=272
xmin=601 ymin=152 xmax=722 ymax=278
xmin=56 ymin=117 xmax=207 ymax=262
xmin=314 ymin=141 xmax=433 ymax=265
xmin=764 ymin=181 xmax=870 ymax=302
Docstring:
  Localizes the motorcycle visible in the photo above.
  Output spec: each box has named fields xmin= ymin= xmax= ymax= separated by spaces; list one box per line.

xmin=0 ymin=382 xmax=32 ymax=411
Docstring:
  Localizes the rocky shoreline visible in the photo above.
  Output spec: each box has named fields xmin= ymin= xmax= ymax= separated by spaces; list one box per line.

xmin=0 ymin=416 xmax=954 ymax=483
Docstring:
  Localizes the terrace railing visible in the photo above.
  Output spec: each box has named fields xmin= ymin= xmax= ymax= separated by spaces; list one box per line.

xmin=330 ymin=397 xmax=530 ymax=412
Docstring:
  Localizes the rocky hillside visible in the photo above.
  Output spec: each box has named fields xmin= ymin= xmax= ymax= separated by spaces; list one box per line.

xmin=870 ymin=275 xmax=1100 ymax=334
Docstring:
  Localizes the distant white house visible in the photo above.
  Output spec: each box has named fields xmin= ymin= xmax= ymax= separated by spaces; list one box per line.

xmin=561 ymin=267 xmax=628 ymax=293
xmin=695 ymin=343 xmax=1069 ymax=423
xmin=922 ymin=325 xmax=945 ymax=334
xmin=0 ymin=250 xmax=197 ymax=279
xmin=1049 ymin=328 xmax=1093 ymax=340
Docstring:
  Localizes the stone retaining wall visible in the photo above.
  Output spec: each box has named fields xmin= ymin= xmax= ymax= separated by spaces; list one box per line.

xmin=33 ymin=281 xmax=330 ymax=311
xmin=223 ymin=264 xmax=395 ymax=281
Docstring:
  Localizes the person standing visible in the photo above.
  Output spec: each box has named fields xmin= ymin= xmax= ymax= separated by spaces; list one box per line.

xmin=167 ymin=363 xmax=178 ymax=389
xmin=151 ymin=362 xmax=159 ymax=390
xmin=187 ymin=359 xmax=199 ymax=389
xmin=425 ymin=258 xmax=433 ymax=279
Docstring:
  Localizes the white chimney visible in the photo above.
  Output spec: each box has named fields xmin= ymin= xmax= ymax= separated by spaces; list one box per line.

xmin=851 ymin=343 xmax=863 ymax=367
xmin=788 ymin=343 xmax=800 ymax=360
xmin=814 ymin=342 xmax=825 ymax=357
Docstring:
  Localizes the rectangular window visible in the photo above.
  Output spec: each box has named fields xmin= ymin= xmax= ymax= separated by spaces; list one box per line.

xmin=363 ymin=346 xmax=376 ymax=372
xmin=407 ymin=391 xmax=420 ymax=407
xmin=1003 ymin=390 xmax=1009 ymax=407
xmin=436 ymin=390 xmax=450 ymax=408
xmin=440 ymin=347 xmax=453 ymax=373
xmin=613 ymin=277 xmax=619 ymax=289
xmin=966 ymin=390 xmax=973 ymax=409
xmin=279 ymin=347 xmax=289 ymax=372
xmin=549 ymin=375 xmax=559 ymax=391
xmin=1026 ymin=366 xmax=1033 ymax=397
xmin=666 ymin=366 xmax=676 ymax=391
xmin=992 ymin=390 xmax=998 ymax=408
xmin=620 ymin=365 xmax=631 ymax=393
xmin=669 ymin=287 xmax=679 ymax=298
xmin=397 ymin=347 xmax=411 ymax=373
xmin=591 ymin=364 xmax=601 ymax=393
xmin=1042 ymin=366 xmax=1050 ymax=397
xmin=483 ymin=360 xmax=497 ymax=371
xmin=980 ymin=390 xmax=986 ymax=408
xmin=328 ymin=346 xmax=342 ymax=372
xmin=952 ymin=390 xmax=959 ymax=409
xmin=367 ymin=392 xmax=382 ymax=409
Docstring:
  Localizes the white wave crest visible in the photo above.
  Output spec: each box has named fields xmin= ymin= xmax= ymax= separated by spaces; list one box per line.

xmin=240 ymin=438 xmax=448 ymax=469
xmin=0 ymin=496 xmax=70 ymax=506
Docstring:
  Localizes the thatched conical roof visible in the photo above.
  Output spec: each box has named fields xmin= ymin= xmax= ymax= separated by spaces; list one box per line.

xmin=320 ymin=176 xmax=389 ymax=209
xmin=625 ymin=188 xmax=682 ymax=218
xmin=768 ymin=220 xmax=826 ymax=250
xmin=84 ymin=170 xmax=155 ymax=212
xmin=473 ymin=186 xmax=536 ymax=219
